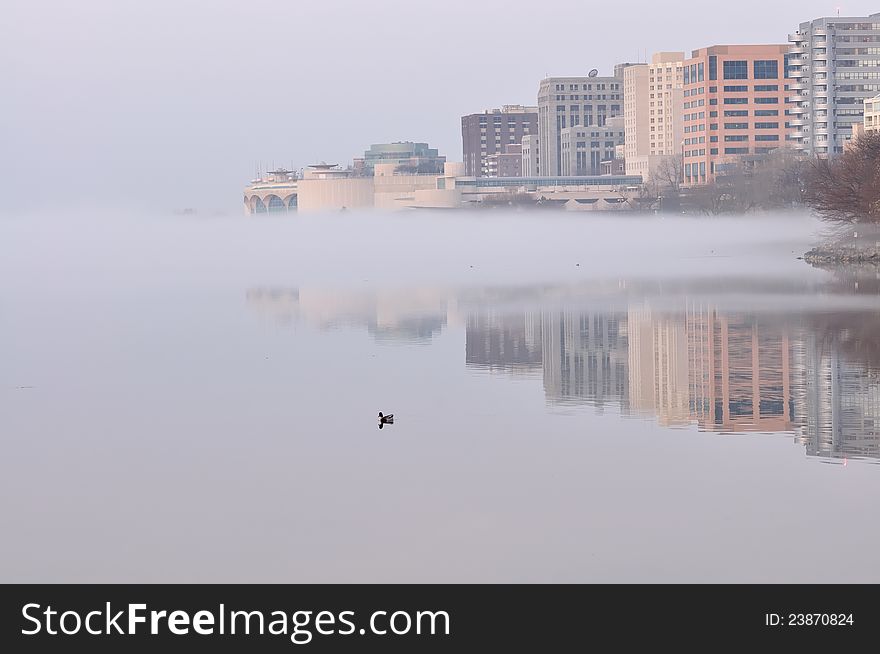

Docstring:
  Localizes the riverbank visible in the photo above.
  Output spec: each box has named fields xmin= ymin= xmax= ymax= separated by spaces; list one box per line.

xmin=803 ymin=244 xmax=880 ymax=267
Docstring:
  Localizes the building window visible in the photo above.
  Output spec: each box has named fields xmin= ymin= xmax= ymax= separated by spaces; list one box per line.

xmin=754 ymin=109 xmax=779 ymax=116
xmin=724 ymin=122 xmax=748 ymax=129
xmin=710 ymin=148 xmax=718 ymax=155
xmin=724 ymin=135 xmax=749 ymax=141
xmin=723 ymin=98 xmax=748 ymax=104
xmin=724 ymin=147 xmax=749 ymax=154
xmin=709 ymin=56 xmax=717 ymax=80
xmin=754 ymin=97 xmax=779 ymax=104
xmin=753 ymin=60 xmax=778 ymax=79
xmin=724 ymin=110 xmax=748 ymax=116
xmin=754 ymin=122 xmax=779 ymax=129
xmin=698 ymin=62 xmax=704 ymax=81
xmin=723 ymin=60 xmax=748 ymax=79
xmin=754 ymin=84 xmax=779 ymax=92
xmin=755 ymin=134 xmax=780 ymax=141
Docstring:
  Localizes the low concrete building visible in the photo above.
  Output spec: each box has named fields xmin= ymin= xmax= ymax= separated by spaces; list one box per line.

xmin=486 ymin=144 xmax=523 ymax=177
xmin=559 ymin=116 xmax=625 ymax=176
xmin=373 ymin=163 xmax=443 ymax=210
xmin=295 ymin=163 xmax=374 ymax=212
xmin=246 ymin=162 xmax=644 ymax=213
xmin=243 ymin=168 xmax=298 ymax=214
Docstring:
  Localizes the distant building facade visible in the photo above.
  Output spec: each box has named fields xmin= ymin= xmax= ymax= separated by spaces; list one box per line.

xmin=486 ymin=143 xmax=523 ymax=177
xmin=681 ymin=44 xmax=790 ymax=186
xmin=623 ymin=52 xmax=685 ymax=178
xmin=788 ymin=13 xmax=880 ymax=156
xmin=361 ymin=142 xmax=445 ymax=176
xmin=461 ymin=105 xmax=537 ymax=176
xmin=243 ymin=168 xmax=298 ymax=214
xmin=559 ymin=116 xmax=625 ymax=176
xmin=521 ymin=135 xmax=539 ymax=176
xmin=863 ymin=93 xmax=880 ymax=135
xmin=537 ymin=68 xmax=631 ymax=176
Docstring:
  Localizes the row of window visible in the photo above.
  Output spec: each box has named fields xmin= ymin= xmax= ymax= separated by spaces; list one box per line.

xmin=722 ymin=97 xmax=779 ymax=104
xmin=724 ymin=122 xmax=780 ymax=128
xmin=553 ymin=83 xmax=620 ymax=91
xmin=555 ymin=94 xmax=621 ymax=101
xmin=555 ymin=105 xmax=620 ymax=112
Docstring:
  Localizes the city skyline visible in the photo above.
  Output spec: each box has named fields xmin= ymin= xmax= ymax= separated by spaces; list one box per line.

xmin=5 ymin=0 xmax=880 ymax=213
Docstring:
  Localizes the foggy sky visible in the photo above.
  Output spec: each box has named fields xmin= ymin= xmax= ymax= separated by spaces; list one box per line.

xmin=2 ymin=1 xmax=877 ymax=213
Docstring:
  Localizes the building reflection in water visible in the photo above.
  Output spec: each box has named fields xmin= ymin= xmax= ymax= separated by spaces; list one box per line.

xmin=246 ymin=284 xmax=880 ymax=462
xmin=464 ymin=300 xmax=880 ymax=462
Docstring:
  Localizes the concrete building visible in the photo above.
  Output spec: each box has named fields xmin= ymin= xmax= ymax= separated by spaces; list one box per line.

xmin=559 ymin=116 xmax=625 ymax=176
xmin=788 ymin=13 xmax=880 ymax=156
xmin=521 ymin=135 xmax=539 ymax=176
xmin=680 ymin=44 xmax=790 ymax=185
xmin=247 ymin=162 xmax=644 ymax=213
xmin=536 ymin=67 xmax=631 ymax=176
xmin=295 ymin=163 xmax=374 ymax=212
xmin=486 ymin=143 xmax=523 ymax=177
xmin=623 ymin=52 xmax=685 ymax=178
xmin=242 ymin=168 xmax=298 ymax=214
xmin=461 ymin=105 xmax=537 ymax=176
xmin=863 ymin=93 xmax=880 ymax=134
xmin=361 ymin=142 xmax=445 ymax=175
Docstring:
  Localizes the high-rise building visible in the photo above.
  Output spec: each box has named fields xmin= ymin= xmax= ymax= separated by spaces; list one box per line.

xmin=680 ymin=45 xmax=789 ymax=186
xmin=460 ymin=105 xmax=537 ymax=177
xmin=623 ymin=52 xmax=685 ymax=178
xmin=788 ymin=13 xmax=880 ymax=156
xmin=536 ymin=67 xmax=631 ymax=176
xmin=558 ymin=116 xmax=625 ymax=176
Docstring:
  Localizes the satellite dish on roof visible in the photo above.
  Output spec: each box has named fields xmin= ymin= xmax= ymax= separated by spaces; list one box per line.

xmin=588 ymin=69 xmax=599 ymax=77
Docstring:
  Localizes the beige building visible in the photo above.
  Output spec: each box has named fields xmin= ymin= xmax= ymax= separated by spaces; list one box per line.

xmin=623 ymin=52 xmax=685 ymax=178
xmin=521 ymin=135 xmax=539 ymax=176
xmin=295 ymin=163 xmax=374 ymax=212
xmin=863 ymin=93 xmax=880 ymax=135
xmin=559 ymin=116 xmax=625 ymax=176
xmin=536 ymin=68 xmax=629 ymax=176
xmin=242 ymin=168 xmax=298 ymax=214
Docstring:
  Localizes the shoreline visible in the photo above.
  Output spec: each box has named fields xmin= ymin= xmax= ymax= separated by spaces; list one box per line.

xmin=803 ymin=244 xmax=880 ymax=267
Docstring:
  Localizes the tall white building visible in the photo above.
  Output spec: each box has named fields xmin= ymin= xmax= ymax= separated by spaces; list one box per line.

xmin=623 ymin=52 xmax=685 ymax=178
xmin=536 ymin=67 xmax=634 ymax=176
xmin=788 ymin=13 xmax=880 ymax=156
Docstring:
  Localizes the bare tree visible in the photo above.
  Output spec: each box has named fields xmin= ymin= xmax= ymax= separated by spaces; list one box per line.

xmin=651 ymin=154 xmax=683 ymax=195
xmin=804 ymin=131 xmax=880 ymax=223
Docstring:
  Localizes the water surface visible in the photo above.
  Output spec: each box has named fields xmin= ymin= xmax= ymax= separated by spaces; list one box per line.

xmin=2 ymin=210 xmax=879 ymax=582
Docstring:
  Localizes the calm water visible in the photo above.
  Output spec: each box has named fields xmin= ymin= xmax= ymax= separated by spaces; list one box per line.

xmin=2 ymin=210 xmax=880 ymax=582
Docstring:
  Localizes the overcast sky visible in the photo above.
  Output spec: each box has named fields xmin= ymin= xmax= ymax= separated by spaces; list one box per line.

xmin=3 ymin=1 xmax=878 ymax=213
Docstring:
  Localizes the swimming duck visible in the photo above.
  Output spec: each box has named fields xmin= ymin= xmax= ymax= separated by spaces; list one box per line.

xmin=378 ymin=412 xmax=394 ymax=429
